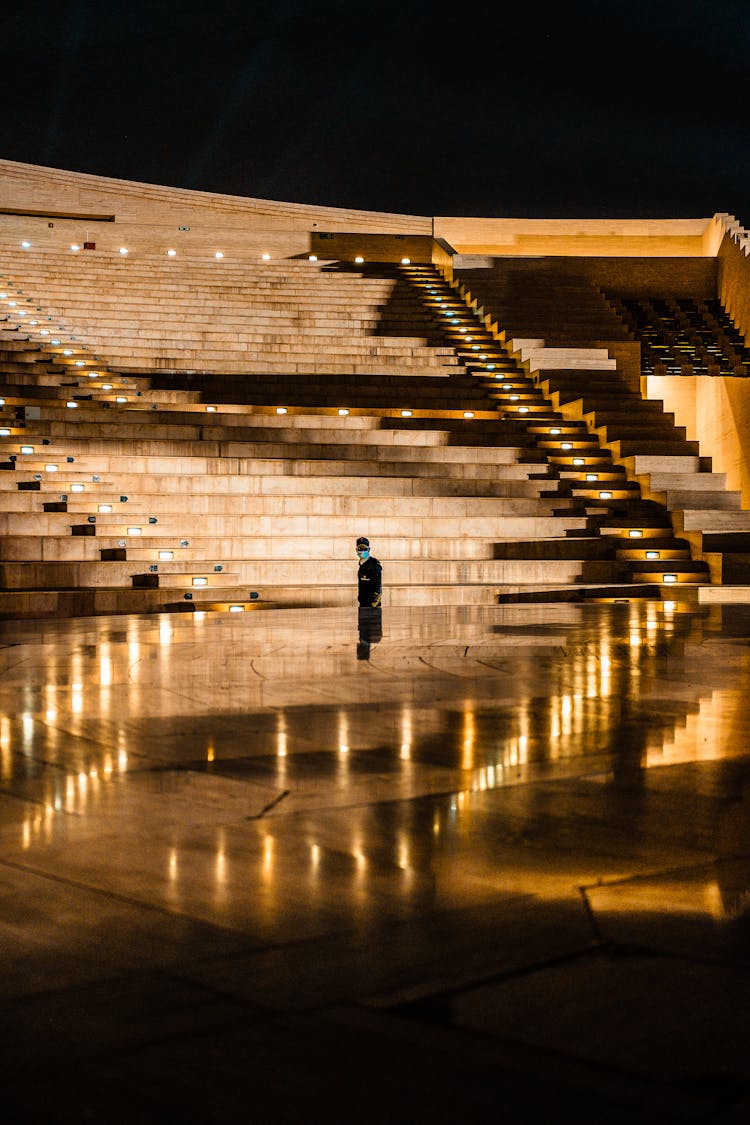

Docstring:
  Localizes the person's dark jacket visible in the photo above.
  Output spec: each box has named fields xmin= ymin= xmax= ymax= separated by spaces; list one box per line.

xmin=357 ymin=555 xmax=382 ymax=607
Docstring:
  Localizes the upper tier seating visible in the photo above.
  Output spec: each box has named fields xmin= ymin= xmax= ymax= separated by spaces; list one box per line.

xmin=0 ymin=252 xmax=460 ymax=377
xmin=607 ymin=295 xmax=750 ymax=377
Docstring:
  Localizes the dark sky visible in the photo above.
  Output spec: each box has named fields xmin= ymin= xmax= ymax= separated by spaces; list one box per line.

xmin=3 ymin=0 xmax=749 ymax=221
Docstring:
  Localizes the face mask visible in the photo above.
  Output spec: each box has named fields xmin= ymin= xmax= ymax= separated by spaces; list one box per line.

xmin=356 ymin=549 xmax=369 ymax=560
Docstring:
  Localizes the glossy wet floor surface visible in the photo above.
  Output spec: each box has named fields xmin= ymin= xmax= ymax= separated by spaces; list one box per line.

xmin=1 ymin=601 xmax=749 ymax=1123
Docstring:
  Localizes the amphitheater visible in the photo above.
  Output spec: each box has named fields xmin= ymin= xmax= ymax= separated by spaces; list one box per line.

xmin=3 ymin=159 xmax=750 ymax=618
xmin=3 ymin=160 xmax=750 ymax=1123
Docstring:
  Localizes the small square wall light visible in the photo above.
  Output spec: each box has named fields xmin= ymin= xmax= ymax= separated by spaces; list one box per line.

xmin=629 ymin=529 xmax=643 ymax=538
xmin=66 ymin=401 xmax=78 ymax=409
xmin=127 ymin=527 xmax=142 ymax=536
xmin=21 ymin=241 xmax=32 ymax=249
xmin=586 ymin=473 xmax=598 ymax=481
xmin=159 ymin=551 xmax=174 ymax=560
xmin=573 ymin=457 xmax=585 ymax=466
xmin=119 ymin=247 xmax=129 ymax=255
xmin=45 ymin=464 xmax=59 ymax=473
xmin=98 ymin=504 xmax=112 ymax=513
xmin=215 ymin=251 xmax=224 ymax=259
xmin=102 ymin=383 xmax=113 ymax=391
xmin=463 ymin=411 xmax=474 ymax=419
xmin=229 ymin=604 xmax=244 ymax=613
xmin=355 ymin=256 xmax=364 ymax=264
xmin=550 ymin=427 xmax=561 ymax=435
xmin=276 ymin=407 xmax=287 ymax=414
xmin=599 ymin=490 xmax=612 ymax=499
xmin=338 ymin=408 xmax=349 ymax=416
xmin=0 ymin=428 xmax=10 ymax=436
xmin=192 ymin=576 xmax=208 ymax=587
xmin=63 ymin=350 xmax=74 ymax=356
xmin=205 ymin=405 xmax=217 ymax=413
xmin=561 ymin=442 xmax=573 ymax=450
xmin=646 ymin=550 xmax=660 ymax=559
xmin=116 ymin=396 xmax=127 ymax=403
xmin=71 ymin=244 xmax=80 ymax=252
xmin=400 ymin=409 xmax=412 ymax=417
xmin=261 ymin=253 xmax=271 ymax=260
xmin=663 ymin=573 xmax=678 ymax=584
xmin=20 ymin=445 xmax=34 ymax=454
xmin=308 ymin=254 xmax=318 ymax=261
xmin=401 ymin=257 xmax=411 ymax=264
xmin=519 ymin=407 xmax=529 ymax=413
xmin=167 ymin=249 xmax=177 ymax=257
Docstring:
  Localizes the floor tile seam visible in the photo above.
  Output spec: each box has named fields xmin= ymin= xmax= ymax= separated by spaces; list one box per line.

xmin=321 ymin=1002 xmax=708 ymax=1119
xmin=0 ymin=855 xmax=263 ymax=940
xmin=578 ymin=851 xmax=750 ymax=896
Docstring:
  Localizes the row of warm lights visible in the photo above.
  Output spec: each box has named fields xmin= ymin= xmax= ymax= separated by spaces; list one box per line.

xmin=16 ymin=242 xmax=414 ymax=264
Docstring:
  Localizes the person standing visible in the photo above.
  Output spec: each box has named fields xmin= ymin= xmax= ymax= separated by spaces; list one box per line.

xmin=356 ymin=536 xmax=382 ymax=608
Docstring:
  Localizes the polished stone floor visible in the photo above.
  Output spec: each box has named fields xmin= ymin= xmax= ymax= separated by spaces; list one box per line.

xmin=1 ymin=599 xmax=749 ymax=1123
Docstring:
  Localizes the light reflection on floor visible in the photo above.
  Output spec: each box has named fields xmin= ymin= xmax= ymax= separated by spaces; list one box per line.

xmin=2 ymin=599 xmax=750 ymax=1118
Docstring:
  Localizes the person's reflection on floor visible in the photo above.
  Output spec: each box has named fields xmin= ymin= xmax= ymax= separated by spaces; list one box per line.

xmin=357 ymin=607 xmax=383 ymax=660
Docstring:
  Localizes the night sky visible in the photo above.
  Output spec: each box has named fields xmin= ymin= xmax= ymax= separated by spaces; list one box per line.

xmin=3 ymin=0 xmax=749 ymax=221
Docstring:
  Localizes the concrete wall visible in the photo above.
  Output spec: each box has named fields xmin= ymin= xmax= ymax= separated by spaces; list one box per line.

xmin=434 ymin=217 xmax=712 ymax=257
xmin=0 ymin=158 xmax=432 ymax=261
xmin=718 ymin=230 xmax=750 ymax=342
xmin=645 ymin=374 xmax=750 ymax=507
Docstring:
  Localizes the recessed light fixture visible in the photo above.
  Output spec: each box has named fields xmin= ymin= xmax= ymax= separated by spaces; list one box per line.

xmin=20 ymin=445 xmax=34 ymax=454
xmin=308 ymin=254 xmax=318 ymax=261
xmin=21 ymin=241 xmax=32 ymax=249
xmin=586 ymin=473 xmax=598 ymax=481
xmin=167 ymin=249 xmax=176 ymax=256
xmin=663 ymin=573 xmax=678 ymax=584
xmin=98 ymin=504 xmax=112 ymax=513
xmin=646 ymin=550 xmax=660 ymax=559
xmin=463 ymin=411 xmax=474 ymax=418
xmin=159 ymin=551 xmax=174 ymax=560
xmin=127 ymin=527 xmax=141 ymax=536
xmin=401 ymin=257 xmax=411 ymax=264
xmin=261 ymin=253 xmax=271 ymax=260
xmin=338 ymin=408 xmax=349 ymax=416
xmin=116 ymin=396 xmax=127 ymax=403
xmin=205 ymin=405 xmax=217 ymax=413
xmin=550 ymin=427 xmax=561 ymax=435
xmin=276 ymin=407 xmax=287 ymax=414
xmin=66 ymin=401 xmax=78 ymax=409
xmin=71 ymin=244 xmax=80 ymax=252
xmin=215 ymin=251 xmax=224 ymax=259
xmin=192 ymin=577 xmax=208 ymax=587
xmin=355 ymin=256 xmax=364 ymax=263
xmin=229 ymin=605 xmax=244 ymax=613
xmin=561 ymin=442 xmax=573 ymax=450
xmin=45 ymin=464 xmax=58 ymax=473
xmin=119 ymin=247 xmax=128 ymax=255
xmin=400 ymin=409 xmax=412 ymax=417
xmin=599 ymin=490 xmax=612 ymax=499
xmin=0 ymin=427 xmax=10 ymax=436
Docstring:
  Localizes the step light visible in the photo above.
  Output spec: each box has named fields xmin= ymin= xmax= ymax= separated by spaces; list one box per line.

xmin=519 ymin=407 xmax=529 ymax=413
xmin=159 ymin=551 xmax=174 ymax=560
xmin=192 ymin=577 xmax=208 ymax=586
xmin=119 ymin=247 xmax=128 ymax=255
xmin=102 ymin=383 xmax=113 ymax=391
xmin=629 ymin=530 xmax=643 ymax=538
xmin=646 ymin=550 xmax=660 ymax=559
xmin=509 ymin=394 xmax=520 ymax=401
xmin=338 ymin=408 xmax=349 ymax=416
xmin=663 ymin=573 xmax=678 ymax=584
xmin=116 ymin=397 xmax=127 ymax=403
xmin=63 ymin=349 xmax=73 ymax=356
xmin=561 ymin=442 xmax=573 ymax=450
xmin=401 ymin=258 xmax=411 ymax=264
xmin=75 ymin=360 xmax=85 ymax=367
xmin=276 ymin=407 xmax=287 ymax=414
xmin=309 ymin=255 xmax=318 ymax=261
xmin=167 ymin=249 xmax=176 ymax=257
xmin=486 ymin=364 xmax=496 ymax=370
xmin=463 ymin=411 xmax=474 ymax=419
xmin=215 ymin=251 xmax=224 ymax=258
xmin=586 ymin=473 xmax=598 ymax=481
xmin=400 ymin=410 xmax=412 ymax=417
xmin=98 ymin=504 xmax=112 ymax=513
xmin=21 ymin=241 xmax=32 ymax=249
xmin=45 ymin=464 xmax=58 ymax=473
xmin=66 ymin=401 xmax=78 ymax=408
xmin=0 ymin=397 xmax=4 ymax=405
xmin=599 ymin=491 xmax=612 ymax=499
xmin=229 ymin=605 xmax=244 ymax=613
xmin=20 ymin=445 xmax=34 ymax=454
xmin=355 ymin=256 xmax=364 ymax=263
xmin=573 ymin=457 xmax=585 ymax=466
xmin=550 ymin=427 xmax=561 ymax=435
xmin=205 ymin=405 xmax=217 ymax=412
xmin=127 ymin=527 xmax=141 ymax=536
xmin=71 ymin=484 xmax=84 ymax=492
xmin=0 ymin=428 xmax=10 ymax=436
